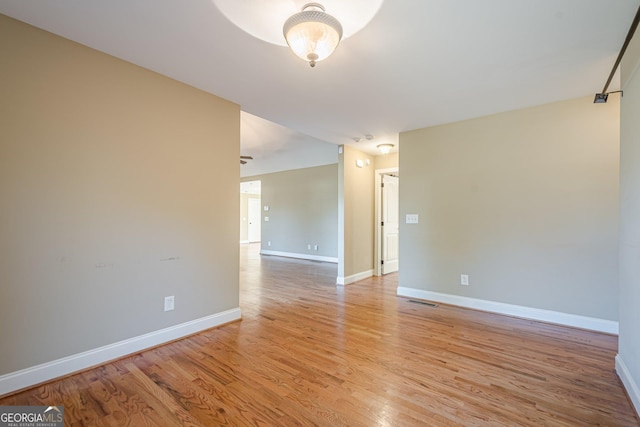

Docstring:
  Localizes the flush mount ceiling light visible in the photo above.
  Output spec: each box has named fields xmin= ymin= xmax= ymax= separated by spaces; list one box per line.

xmin=283 ymin=3 xmax=342 ymax=67
xmin=377 ymin=144 xmax=394 ymax=154
xmin=212 ymin=0 xmax=383 ymax=60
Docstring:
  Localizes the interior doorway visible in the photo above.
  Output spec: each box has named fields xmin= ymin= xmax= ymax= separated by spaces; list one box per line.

xmin=248 ymin=197 xmax=261 ymax=242
xmin=240 ymin=180 xmax=261 ymax=244
xmin=375 ymin=168 xmax=399 ymax=276
xmin=381 ymin=173 xmax=399 ymax=274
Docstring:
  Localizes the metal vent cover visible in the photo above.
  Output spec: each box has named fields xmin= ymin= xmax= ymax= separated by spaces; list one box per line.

xmin=408 ymin=299 xmax=438 ymax=307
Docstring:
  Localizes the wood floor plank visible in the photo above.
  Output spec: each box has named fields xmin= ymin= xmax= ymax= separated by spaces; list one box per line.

xmin=1 ymin=243 xmax=638 ymax=425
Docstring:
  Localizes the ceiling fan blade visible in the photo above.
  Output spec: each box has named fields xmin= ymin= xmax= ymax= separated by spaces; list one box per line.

xmin=240 ymin=160 xmax=247 ymax=164
xmin=240 ymin=156 xmax=253 ymax=160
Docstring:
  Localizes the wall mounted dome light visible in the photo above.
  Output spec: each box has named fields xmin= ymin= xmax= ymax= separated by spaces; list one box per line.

xmin=283 ymin=3 xmax=343 ymax=67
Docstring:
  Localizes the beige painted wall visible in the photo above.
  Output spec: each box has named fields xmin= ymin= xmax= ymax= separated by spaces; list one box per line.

xmin=399 ymin=96 xmax=619 ymax=320
xmin=338 ymin=146 xmax=376 ymax=279
xmin=375 ymin=152 xmax=399 ymax=170
xmin=0 ymin=15 xmax=240 ymax=375
xmin=618 ymin=29 xmax=640 ymax=411
xmin=242 ymin=164 xmax=338 ymax=259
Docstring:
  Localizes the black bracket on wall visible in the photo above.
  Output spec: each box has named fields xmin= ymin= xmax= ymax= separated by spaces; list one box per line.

xmin=594 ymin=5 xmax=640 ymax=103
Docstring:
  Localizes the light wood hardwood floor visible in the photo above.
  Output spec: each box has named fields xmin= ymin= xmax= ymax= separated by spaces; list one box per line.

xmin=1 ymin=243 xmax=638 ymax=426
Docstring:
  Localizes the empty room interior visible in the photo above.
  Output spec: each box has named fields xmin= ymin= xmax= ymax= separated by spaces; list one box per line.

xmin=1 ymin=1 xmax=640 ymax=425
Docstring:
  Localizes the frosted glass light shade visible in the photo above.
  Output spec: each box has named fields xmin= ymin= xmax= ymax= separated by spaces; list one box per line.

xmin=283 ymin=4 xmax=343 ymax=67
xmin=377 ymin=144 xmax=394 ymax=154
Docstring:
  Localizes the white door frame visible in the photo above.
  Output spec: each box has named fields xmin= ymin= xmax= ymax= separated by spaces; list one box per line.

xmin=374 ymin=167 xmax=399 ymax=276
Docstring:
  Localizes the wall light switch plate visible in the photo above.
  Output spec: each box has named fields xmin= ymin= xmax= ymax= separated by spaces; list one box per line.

xmin=263 ymin=205 xmax=269 ymax=211
xmin=264 ymin=216 xmax=269 ymax=222
xmin=406 ymin=214 xmax=419 ymax=224
xmin=164 ymin=296 xmax=175 ymax=311
xmin=461 ymin=275 xmax=469 ymax=286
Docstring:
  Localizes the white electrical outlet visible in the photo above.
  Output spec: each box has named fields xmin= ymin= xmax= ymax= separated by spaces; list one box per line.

xmin=267 ymin=241 xmax=271 ymax=247
xmin=264 ymin=216 xmax=269 ymax=222
xmin=314 ymin=244 xmax=318 ymax=251
xmin=461 ymin=275 xmax=469 ymax=286
xmin=164 ymin=296 xmax=175 ymax=311
xmin=307 ymin=244 xmax=311 ymax=250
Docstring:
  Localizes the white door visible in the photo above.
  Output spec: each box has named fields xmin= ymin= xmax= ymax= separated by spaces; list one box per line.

xmin=381 ymin=174 xmax=399 ymax=274
xmin=248 ymin=198 xmax=261 ymax=243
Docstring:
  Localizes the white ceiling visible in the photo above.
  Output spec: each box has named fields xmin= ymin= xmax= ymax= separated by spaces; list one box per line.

xmin=1 ymin=0 xmax=638 ymax=168
xmin=240 ymin=111 xmax=337 ymax=177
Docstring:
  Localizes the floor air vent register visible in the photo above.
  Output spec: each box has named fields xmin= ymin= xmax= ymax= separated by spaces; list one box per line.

xmin=408 ymin=300 xmax=438 ymax=307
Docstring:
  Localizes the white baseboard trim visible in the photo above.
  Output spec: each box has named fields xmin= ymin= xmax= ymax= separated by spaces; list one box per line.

xmin=396 ymin=287 xmax=618 ymax=334
xmin=0 ymin=308 xmax=241 ymax=397
xmin=337 ymin=269 xmax=374 ymax=286
xmin=616 ymin=354 xmax=640 ymax=416
xmin=260 ymin=249 xmax=338 ymax=263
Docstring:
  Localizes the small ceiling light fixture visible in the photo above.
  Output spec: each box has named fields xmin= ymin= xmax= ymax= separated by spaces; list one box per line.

xmin=283 ymin=3 xmax=343 ymax=67
xmin=377 ymin=144 xmax=394 ymax=154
